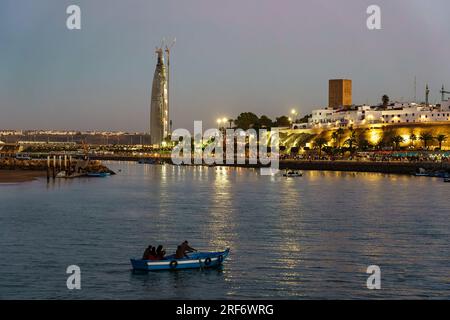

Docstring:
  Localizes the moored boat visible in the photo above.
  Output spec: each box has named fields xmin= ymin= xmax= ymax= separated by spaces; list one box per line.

xmin=130 ymin=248 xmax=230 ymax=271
xmin=413 ymin=170 xmax=450 ymax=178
xmin=56 ymin=171 xmax=87 ymax=179
xmin=413 ymin=168 xmax=429 ymax=176
xmin=432 ymin=171 xmax=449 ymax=178
xmin=86 ymin=172 xmax=110 ymax=177
xmin=138 ymin=158 xmax=157 ymax=164
xmin=414 ymin=173 xmax=429 ymax=176
xmin=283 ymin=170 xmax=302 ymax=177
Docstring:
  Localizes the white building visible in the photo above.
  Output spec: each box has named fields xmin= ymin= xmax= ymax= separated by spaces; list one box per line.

xmin=292 ymin=100 xmax=450 ymax=129
xmin=366 ymin=103 xmax=450 ymax=125
xmin=441 ymin=99 xmax=450 ymax=111
xmin=306 ymin=105 xmax=372 ymax=128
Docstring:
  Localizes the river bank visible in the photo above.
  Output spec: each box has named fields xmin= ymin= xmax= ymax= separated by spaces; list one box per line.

xmin=1 ymin=163 xmax=449 ymax=299
xmin=89 ymin=154 xmax=450 ymax=175
xmin=214 ymin=160 xmax=449 ymax=175
xmin=3 ymin=155 xmax=449 ymax=176
xmin=0 ymin=158 xmax=115 ymax=182
xmin=0 ymin=170 xmax=45 ymax=183
xmin=279 ymin=160 xmax=450 ymax=175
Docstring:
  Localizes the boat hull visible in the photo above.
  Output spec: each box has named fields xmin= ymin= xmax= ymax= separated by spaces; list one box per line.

xmin=137 ymin=159 xmax=157 ymax=164
xmin=130 ymin=248 xmax=230 ymax=271
xmin=87 ymin=172 xmax=110 ymax=177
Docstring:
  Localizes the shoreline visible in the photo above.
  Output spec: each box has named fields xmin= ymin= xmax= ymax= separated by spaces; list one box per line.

xmin=279 ymin=160 xmax=450 ymax=175
xmin=0 ymin=170 xmax=46 ymax=183
xmin=91 ymin=155 xmax=450 ymax=175
xmin=213 ymin=160 xmax=449 ymax=175
xmin=0 ymin=158 xmax=115 ymax=183
xmin=2 ymin=158 xmax=448 ymax=180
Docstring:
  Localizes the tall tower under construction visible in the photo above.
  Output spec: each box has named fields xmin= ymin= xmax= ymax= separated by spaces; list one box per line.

xmin=150 ymin=47 xmax=169 ymax=145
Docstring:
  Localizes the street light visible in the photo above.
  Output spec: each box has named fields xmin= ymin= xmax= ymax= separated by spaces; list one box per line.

xmin=291 ymin=109 xmax=298 ymax=123
xmin=217 ymin=117 xmax=230 ymax=129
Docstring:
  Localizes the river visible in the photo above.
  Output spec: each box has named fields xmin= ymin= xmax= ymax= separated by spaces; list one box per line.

xmin=0 ymin=162 xmax=449 ymax=299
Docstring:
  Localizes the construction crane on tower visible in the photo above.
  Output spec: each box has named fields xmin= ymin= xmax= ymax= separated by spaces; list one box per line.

xmin=164 ymin=38 xmax=176 ymax=134
xmin=440 ymin=85 xmax=450 ymax=102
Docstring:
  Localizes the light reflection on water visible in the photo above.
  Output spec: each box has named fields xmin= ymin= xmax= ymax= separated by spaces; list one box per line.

xmin=0 ymin=162 xmax=449 ymax=299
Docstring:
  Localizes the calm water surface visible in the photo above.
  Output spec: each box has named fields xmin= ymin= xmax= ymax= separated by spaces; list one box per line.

xmin=0 ymin=162 xmax=449 ymax=299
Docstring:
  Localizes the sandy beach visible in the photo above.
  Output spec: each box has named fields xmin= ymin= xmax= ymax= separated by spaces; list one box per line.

xmin=0 ymin=170 xmax=45 ymax=183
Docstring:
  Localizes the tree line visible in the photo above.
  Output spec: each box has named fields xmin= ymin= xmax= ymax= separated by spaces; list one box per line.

xmin=227 ymin=113 xmax=289 ymax=130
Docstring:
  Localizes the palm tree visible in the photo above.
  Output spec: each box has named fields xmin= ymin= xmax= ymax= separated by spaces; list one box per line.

xmin=331 ymin=131 xmax=339 ymax=148
xmin=314 ymin=137 xmax=328 ymax=157
xmin=344 ymin=130 xmax=358 ymax=151
xmin=436 ymin=134 xmax=447 ymax=150
xmin=382 ymin=95 xmax=390 ymax=109
xmin=419 ymin=132 xmax=434 ymax=150
xmin=391 ymin=136 xmax=404 ymax=150
xmin=409 ymin=133 xmax=417 ymax=149
xmin=335 ymin=128 xmax=345 ymax=148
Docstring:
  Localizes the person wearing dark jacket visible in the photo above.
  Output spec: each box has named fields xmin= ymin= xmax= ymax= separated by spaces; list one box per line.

xmin=142 ymin=245 xmax=153 ymax=260
xmin=156 ymin=245 xmax=166 ymax=260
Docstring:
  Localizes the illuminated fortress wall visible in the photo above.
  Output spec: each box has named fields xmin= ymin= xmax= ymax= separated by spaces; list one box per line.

xmin=280 ymin=123 xmax=450 ymax=150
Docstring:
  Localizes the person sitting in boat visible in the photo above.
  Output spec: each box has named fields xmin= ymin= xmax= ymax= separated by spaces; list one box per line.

xmin=175 ymin=241 xmax=197 ymax=259
xmin=147 ymin=246 xmax=158 ymax=260
xmin=156 ymin=245 xmax=166 ymax=260
xmin=142 ymin=245 xmax=153 ymax=260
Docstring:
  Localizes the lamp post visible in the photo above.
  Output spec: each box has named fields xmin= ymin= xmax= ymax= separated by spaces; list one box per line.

xmin=217 ymin=117 xmax=230 ymax=132
xmin=291 ymin=109 xmax=298 ymax=123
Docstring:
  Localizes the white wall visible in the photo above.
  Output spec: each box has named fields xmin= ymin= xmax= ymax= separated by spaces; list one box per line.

xmin=441 ymin=99 xmax=450 ymax=111
xmin=305 ymin=103 xmax=450 ymax=128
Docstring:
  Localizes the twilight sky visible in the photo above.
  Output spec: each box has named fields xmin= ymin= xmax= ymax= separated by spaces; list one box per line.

xmin=1 ymin=0 xmax=450 ymax=132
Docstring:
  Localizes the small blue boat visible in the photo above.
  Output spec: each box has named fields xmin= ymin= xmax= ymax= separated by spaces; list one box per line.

xmin=137 ymin=158 xmax=157 ymax=164
xmin=86 ymin=172 xmax=110 ymax=177
xmin=130 ymin=248 xmax=230 ymax=271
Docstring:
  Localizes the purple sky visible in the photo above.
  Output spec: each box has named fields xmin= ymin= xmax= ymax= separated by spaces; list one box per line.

xmin=1 ymin=0 xmax=450 ymax=132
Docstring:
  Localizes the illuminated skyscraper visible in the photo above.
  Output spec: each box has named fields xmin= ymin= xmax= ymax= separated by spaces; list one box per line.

xmin=150 ymin=48 xmax=169 ymax=145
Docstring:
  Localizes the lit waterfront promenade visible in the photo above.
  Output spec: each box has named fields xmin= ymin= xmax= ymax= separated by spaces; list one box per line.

xmin=3 ymin=150 xmax=450 ymax=176
xmin=84 ymin=154 xmax=450 ymax=175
